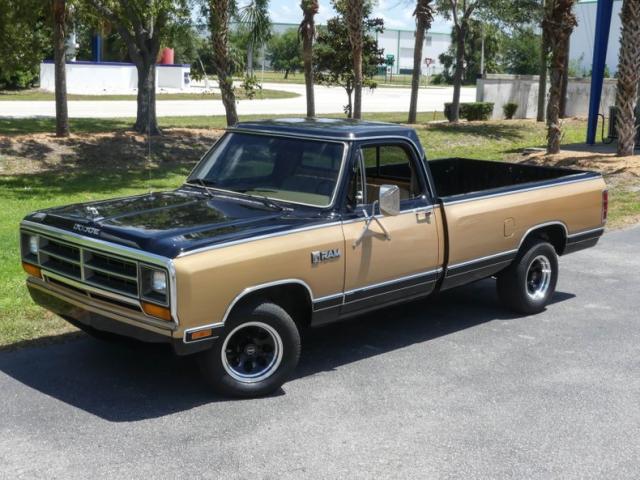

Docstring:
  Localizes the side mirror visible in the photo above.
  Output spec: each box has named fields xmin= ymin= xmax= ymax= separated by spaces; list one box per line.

xmin=379 ymin=184 xmax=400 ymax=216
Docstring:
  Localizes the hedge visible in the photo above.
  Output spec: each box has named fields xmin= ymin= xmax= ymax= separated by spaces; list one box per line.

xmin=444 ymin=102 xmax=494 ymax=121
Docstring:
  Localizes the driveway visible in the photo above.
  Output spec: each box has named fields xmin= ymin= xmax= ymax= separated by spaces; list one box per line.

xmin=0 ymin=84 xmax=475 ymax=118
xmin=0 ymin=226 xmax=638 ymax=479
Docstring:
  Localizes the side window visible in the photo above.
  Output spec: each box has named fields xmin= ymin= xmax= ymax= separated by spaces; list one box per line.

xmin=361 ymin=144 xmax=423 ymax=204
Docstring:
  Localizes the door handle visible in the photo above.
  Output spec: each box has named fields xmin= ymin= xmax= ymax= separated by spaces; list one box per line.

xmin=416 ymin=208 xmax=433 ymax=223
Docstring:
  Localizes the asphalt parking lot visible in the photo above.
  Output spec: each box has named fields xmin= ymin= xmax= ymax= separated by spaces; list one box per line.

xmin=1 ymin=226 xmax=639 ymax=479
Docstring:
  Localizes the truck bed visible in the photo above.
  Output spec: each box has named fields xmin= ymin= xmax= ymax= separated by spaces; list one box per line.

xmin=428 ymin=158 xmax=592 ymax=200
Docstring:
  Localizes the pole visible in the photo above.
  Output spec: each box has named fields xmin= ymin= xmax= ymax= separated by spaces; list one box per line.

xmin=586 ymin=0 xmax=615 ymax=144
xmin=480 ymin=26 xmax=485 ymax=78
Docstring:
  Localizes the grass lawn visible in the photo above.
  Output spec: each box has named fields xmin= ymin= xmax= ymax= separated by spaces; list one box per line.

xmin=0 ymin=88 xmax=298 ymax=102
xmin=1 ymin=114 xmax=638 ymax=348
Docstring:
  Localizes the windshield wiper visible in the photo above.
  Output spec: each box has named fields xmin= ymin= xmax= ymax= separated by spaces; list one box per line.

xmin=186 ymin=178 xmax=215 ymax=197
xmin=228 ymin=189 xmax=284 ymax=211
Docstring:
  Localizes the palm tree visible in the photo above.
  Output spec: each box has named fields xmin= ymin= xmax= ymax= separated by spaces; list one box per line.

xmin=345 ymin=0 xmax=364 ymax=119
xmin=542 ymin=0 xmax=577 ymax=154
xmin=208 ymin=0 xmax=238 ymax=126
xmin=408 ymin=0 xmax=434 ymax=124
xmin=614 ymin=0 xmax=640 ymax=157
xmin=537 ymin=0 xmax=549 ymax=123
xmin=299 ymin=0 xmax=319 ymax=117
xmin=52 ymin=0 xmax=69 ymax=137
xmin=239 ymin=0 xmax=271 ymax=76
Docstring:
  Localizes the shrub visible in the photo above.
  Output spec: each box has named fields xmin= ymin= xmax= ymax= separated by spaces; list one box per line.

xmin=503 ymin=102 xmax=518 ymax=119
xmin=444 ymin=102 xmax=495 ymax=121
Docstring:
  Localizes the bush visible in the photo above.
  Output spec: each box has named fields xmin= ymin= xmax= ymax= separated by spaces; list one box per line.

xmin=444 ymin=102 xmax=495 ymax=121
xmin=503 ymin=102 xmax=518 ymax=120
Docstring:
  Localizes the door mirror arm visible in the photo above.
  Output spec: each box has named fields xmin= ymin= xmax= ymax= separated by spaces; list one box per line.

xmin=353 ymin=200 xmax=391 ymax=247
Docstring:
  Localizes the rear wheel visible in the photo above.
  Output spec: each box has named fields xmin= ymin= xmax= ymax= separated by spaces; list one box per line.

xmin=497 ymin=241 xmax=558 ymax=314
xmin=198 ymin=302 xmax=301 ymax=398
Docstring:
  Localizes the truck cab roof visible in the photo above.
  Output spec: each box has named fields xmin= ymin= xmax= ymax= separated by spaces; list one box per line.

xmin=231 ymin=118 xmax=424 ymax=155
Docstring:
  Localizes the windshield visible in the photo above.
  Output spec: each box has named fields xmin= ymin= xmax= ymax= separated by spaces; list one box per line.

xmin=188 ymin=132 xmax=346 ymax=207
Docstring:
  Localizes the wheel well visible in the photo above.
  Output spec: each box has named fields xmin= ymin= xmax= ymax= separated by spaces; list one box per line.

xmin=520 ymin=224 xmax=567 ymax=255
xmin=229 ymin=283 xmax=313 ymax=329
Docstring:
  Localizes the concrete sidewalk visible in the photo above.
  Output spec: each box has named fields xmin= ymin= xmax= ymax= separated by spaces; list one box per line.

xmin=0 ymin=84 xmax=475 ymax=118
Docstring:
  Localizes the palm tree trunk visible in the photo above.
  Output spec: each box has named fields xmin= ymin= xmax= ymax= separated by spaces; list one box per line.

xmin=299 ymin=0 xmax=318 ymax=118
xmin=450 ymin=27 xmax=466 ymax=123
xmin=346 ymin=0 xmax=364 ymax=119
xmin=536 ymin=35 xmax=548 ymax=122
xmin=615 ymin=0 xmax=640 ymax=156
xmin=247 ymin=43 xmax=254 ymax=76
xmin=543 ymin=0 xmax=577 ymax=154
xmin=408 ymin=0 xmax=434 ymax=124
xmin=52 ymin=0 xmax=69 ymax=137
xmin=210 ymin=0 xmax=238 ymax=126
xmin=559 ymin=35 xmax=570 ymax=118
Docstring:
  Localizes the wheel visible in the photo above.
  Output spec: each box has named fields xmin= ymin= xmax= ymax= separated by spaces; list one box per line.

xmin=197 ymin=302 xmax=301 ymax=398
xmin=496 ymin=241 xmax=558 ymax=315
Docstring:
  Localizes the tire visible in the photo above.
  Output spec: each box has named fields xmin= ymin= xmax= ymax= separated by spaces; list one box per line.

xmin=197 ymin=302 xmax=301 ymax=398
xmin=496 ymin=241 xmax=558 ymax=315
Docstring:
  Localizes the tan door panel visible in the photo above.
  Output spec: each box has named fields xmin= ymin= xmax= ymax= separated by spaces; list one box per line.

xmin=342 ymin=206 xmax=441 ymax=291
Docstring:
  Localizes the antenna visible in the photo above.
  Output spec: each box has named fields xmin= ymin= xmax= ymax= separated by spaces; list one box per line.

xmin=147 ymin=68 xmax=152 ymax=194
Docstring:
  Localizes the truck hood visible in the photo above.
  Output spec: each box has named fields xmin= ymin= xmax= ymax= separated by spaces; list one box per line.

xmin=22 ymin=188 xmax=331 ymax=258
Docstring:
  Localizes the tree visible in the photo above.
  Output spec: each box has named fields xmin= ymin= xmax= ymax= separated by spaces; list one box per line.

xmin=503 ymin=27 xmax=542 ymax=75
xmin=52 ymin=0 xmax=70 ymax=137
xmin=436 ymin=0 xmax=476 ymax=122
xmin=267 ymin=29 xmax=303 ymax=79
xmin=87 ymin=0 xmax=190 ymax=135
xmin=314 ymin=6 xmax=384 ymax=117
xmin=299 ymin=0 xmax=319 ymax=117
xmin=343 ymin=0 xmax=365 ymax=119
xmin=206 ymin=0 xmax=238 ymax=126
xmin=408 ymin=0 xmax=435 ymax=124
xmin=537 ymin=17 xmax=549 ymax=122
xmin=614 ymin=0 xmax=640 ymax=157
xmin=436 ymin=0 xmax=539 ymax=122
xmin=437 ymin=20 xmax=503 ymax=83
xmin=239 ymin=0 xmax=271 ymax=76
xmin=542 ymin=0 xmax=577 ymax=153
xmin=0 ymin=0 xmax=51 ymax=90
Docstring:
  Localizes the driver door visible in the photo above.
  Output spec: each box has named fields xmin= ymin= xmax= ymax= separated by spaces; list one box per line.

xmin=340 ymin=141 xmax=442 ymax=314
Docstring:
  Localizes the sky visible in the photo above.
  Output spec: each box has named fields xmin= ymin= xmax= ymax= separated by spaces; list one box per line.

xmin=263 ymin=0 xmax=453 ymax=34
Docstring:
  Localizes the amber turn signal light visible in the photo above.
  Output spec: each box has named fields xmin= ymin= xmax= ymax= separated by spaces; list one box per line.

xmin=141 ymin=301 xmax=172 ymax=321
xmin=22 ymin=262 xmax=41 ymax=278
xmin=190 ymin=328 xmax=213 ymax=341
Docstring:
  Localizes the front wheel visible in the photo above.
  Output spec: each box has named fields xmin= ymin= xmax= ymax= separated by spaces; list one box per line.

xmin=197 ymin=302 xmax=301 ymax=398
xmin=497 ymin=241 xmax=558 ymax=315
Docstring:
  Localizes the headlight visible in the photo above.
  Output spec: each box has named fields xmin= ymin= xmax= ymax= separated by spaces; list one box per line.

xmin=140 ymin=265 xmax=169 ymax=305
xmin=28 ymin=235 xmax=39 ymax=255
xmin=152 ymin=270 xmax=167 ymax=294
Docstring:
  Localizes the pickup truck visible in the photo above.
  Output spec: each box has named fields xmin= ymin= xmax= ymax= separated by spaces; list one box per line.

xmin=20 ymin=119 xmax=607 ymax=397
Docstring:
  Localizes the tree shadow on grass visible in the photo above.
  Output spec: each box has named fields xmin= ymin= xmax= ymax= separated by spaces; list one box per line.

xmin=0 ymin=279 xmax=575 ymax=422
xmin=423 ymin=122 xmax=528 ymax=143
xmin=0 ymin=129 xmax=221 ymax=199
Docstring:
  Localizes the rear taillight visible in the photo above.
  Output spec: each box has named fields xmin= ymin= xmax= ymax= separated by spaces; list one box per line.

xmin=602 ymin=190 xmax=609 ymax=223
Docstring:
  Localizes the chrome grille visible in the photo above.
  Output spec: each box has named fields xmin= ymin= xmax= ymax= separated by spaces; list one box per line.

xmin=28 ymin=234 xmax=140 ymax=299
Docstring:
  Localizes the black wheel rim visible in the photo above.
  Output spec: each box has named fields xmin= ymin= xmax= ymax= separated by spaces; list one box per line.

xmin=221 ymin=321 xmax=283 ymax=383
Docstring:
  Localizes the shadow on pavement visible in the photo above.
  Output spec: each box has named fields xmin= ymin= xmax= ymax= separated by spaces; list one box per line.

xmin=0 ymin=279 xmax=574 ymax=422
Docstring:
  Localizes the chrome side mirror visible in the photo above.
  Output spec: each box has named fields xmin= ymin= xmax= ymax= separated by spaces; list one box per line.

xmin=379 ymin=184 xmax=400 ymax=216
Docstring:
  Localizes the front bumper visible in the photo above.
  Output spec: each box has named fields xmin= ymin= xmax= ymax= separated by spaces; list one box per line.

xmin=27 ymin=277 xmax=212 ymax=355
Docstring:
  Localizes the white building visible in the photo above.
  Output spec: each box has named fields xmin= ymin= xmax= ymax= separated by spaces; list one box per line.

xmin=570 ymin=0 xmax=623 ymax=76
xmin=270 ymin=22 xmax=452 ymax=76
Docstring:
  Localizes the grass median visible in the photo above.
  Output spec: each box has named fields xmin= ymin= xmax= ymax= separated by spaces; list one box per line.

xmin=0 ymin=88 xmax=299 ymax=102
xmin=1 ymin=114 xmax=638 ymax=348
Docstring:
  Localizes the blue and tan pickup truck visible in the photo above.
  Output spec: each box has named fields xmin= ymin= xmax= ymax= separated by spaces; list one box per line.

xmin=20 ymin=119 xmax=607 ymax=397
